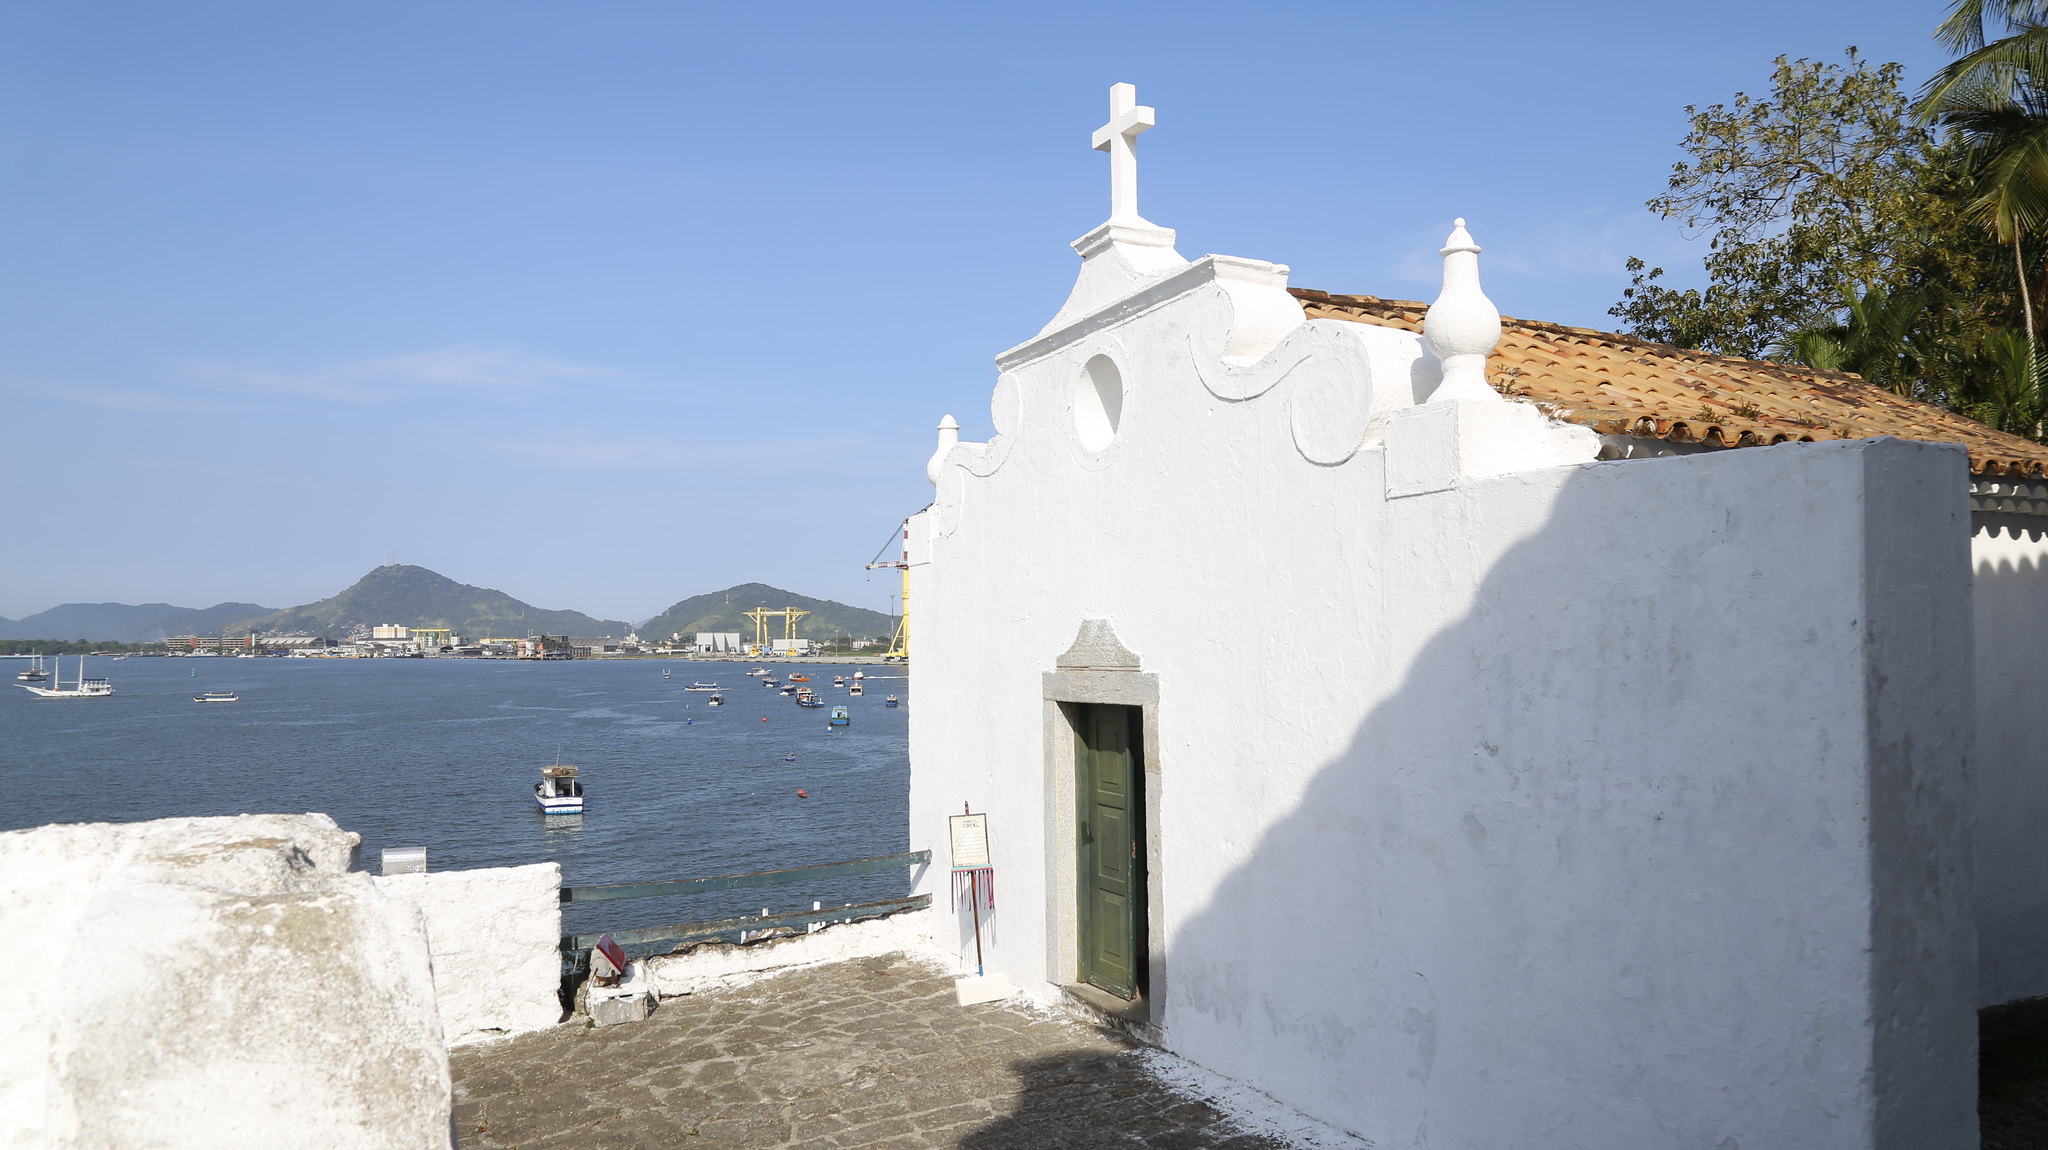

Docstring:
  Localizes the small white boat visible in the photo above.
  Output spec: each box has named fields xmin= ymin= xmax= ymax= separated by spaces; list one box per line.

xmin=193 ymin=691 xmax=239 ymax=703
xmin=707 ymin=692 xmax=724 ymax=707
xmin=848 ymin=680 xmax=864 ymax=697
xmin=16 ymin=652 xmax=49 ymax=683
xmin=747 ymin=668 xmax=769 ymax=676
xmin=17 ymin=657 xmax=113 ymax=699
xmin=683 ymin=682 xmax=720 ymax=692
xmin=535 ymin=764 xmax=584 ymax=815
xmin=662 ymin=669 xmax=671 ymax=680
xmin=852 ymin=670 xmax=865 ymax=679
xmin=884 ymin=694 xmax=900 ymax=708
xmin=779 ymin=685 xmax=797 ymax=697
xmin=832 ymin=675 xmax=846 ymax=687
xmin=829 ymin=705 xmax=850 ymax=726
xmin=762 ymin=677 xmax=780 ymax=688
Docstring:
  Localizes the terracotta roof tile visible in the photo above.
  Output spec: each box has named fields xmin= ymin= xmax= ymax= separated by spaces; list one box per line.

xmin=1292 ymin=288 xmax=2048 ymax=478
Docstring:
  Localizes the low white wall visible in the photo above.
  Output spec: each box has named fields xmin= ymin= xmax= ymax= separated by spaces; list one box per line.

xmin=1971 ymin=519 xmax=2048 ymax=1006
xmin=0 ymin=814 xmax=451 ymax=1149
xmin=374 ymin=862 xmax=563 ymax=1046
xmin=643 ymin=909 xmax=939 ymax=998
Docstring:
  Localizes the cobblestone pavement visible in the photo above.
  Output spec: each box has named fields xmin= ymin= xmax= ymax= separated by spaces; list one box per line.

xmin=451 ymin=954 xmax=1299 ymax=1149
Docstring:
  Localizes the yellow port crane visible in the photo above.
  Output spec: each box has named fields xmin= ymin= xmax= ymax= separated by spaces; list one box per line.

xmin=865 ymin=520 xmax=909 ymax=661
xmin=743 ymin=606 xmax=811 ymax=655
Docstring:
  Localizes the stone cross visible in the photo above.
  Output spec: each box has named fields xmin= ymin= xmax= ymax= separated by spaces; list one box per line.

xmin=1091 ymin=83 xmax=1155 ymax=224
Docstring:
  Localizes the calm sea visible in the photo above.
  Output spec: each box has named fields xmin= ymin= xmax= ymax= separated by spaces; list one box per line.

xmin=0 ymin=655 xmax=911 ymax=939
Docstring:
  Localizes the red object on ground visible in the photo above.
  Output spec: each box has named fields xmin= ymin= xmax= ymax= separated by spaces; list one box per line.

xmin=594 ymin=933 xmax=627 ymax=974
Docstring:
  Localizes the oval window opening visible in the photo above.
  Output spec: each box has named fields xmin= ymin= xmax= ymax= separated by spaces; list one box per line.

xmin=1075 ymin=356 xmax=1123 ymax=452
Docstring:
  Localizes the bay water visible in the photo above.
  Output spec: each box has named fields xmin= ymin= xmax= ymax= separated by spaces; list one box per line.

xmin=0 ymin=655 xmax=911 ymax=940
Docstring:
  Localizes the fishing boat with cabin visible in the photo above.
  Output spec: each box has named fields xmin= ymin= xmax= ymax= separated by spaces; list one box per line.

xmin=535 ymin=764 xmax=585 ymax=815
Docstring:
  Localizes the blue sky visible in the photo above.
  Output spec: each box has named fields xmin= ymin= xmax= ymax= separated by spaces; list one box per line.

xmin=0 ymin=2 xmax=1951 ymax=624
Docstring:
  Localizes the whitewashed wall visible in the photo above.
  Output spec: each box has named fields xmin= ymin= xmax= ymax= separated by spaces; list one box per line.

xmin=374 ymin=862 xmax=563 ymax=1046
xmin=1971 ymin=519 xmax=2048 ymax=1007
xmin=907 ymin=245 xmax=1977 ymax=1148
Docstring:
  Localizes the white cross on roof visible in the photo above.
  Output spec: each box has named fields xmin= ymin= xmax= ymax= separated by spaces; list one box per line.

xmin=1091 ymin=83 xmax=1155 ymax=225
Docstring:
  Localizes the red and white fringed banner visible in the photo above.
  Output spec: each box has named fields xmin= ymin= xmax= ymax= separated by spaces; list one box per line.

xmin=950 ymin=866 xmax=995 ymax=911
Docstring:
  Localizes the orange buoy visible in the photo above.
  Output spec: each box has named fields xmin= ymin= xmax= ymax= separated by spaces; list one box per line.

xmin=760 ymin=717 xmax=769 ymax=722
xmin=796 ymin=789 xmax=808 ymax=799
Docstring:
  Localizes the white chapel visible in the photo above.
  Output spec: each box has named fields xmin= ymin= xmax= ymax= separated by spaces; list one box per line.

xmin=903 ymin=83 xmax=2048 ymax=1148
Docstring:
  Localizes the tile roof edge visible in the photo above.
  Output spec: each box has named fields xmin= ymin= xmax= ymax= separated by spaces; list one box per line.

xmin=1287 ymin=288 xmax=1880 ymax=389
xmin=1288 ymin=287 xmax=2048 ymax=480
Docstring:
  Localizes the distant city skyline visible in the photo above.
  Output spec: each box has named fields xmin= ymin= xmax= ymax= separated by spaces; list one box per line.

xmin=0 ymin=2 xmax=1951 ymax=619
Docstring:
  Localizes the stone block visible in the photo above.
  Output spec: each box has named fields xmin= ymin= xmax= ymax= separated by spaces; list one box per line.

xmin=585 ymin=960 xmax=659 ymax=1028
xmin=0 ymin=813 xmax=451 ymax=1148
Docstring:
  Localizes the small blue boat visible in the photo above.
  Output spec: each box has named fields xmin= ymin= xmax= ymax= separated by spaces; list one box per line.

xmin=829 ymin=706 xmax=850 ymax=726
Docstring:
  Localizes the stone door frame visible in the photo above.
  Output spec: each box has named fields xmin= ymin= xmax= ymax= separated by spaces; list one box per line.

xmin=1042 ymin=619 xmax=1165 ymax=1031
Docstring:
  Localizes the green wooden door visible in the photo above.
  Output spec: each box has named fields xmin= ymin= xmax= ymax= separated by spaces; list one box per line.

xmin=1076 ymin=703 xmax=1144 ymax=999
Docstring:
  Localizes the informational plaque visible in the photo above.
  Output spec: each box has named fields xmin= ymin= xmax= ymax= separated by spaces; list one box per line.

xmin=949 ymin=813 xmax=990 ymax=868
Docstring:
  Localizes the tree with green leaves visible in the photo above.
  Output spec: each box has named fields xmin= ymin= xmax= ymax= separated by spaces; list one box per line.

xmin=1610 ymin=50 xmax=1997 ymax=361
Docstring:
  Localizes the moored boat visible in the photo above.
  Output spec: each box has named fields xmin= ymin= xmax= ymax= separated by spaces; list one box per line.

xmin=707 ymin=692 xmax=724 ymax=707
xmin=193 ymin=691 xmax=239 ymax=703
xmin=884 ymin=694 xmax=900 ymax=708
xmin=683 ymin=682 xmax=720 ymax=692
xmin=16 ymin=652 xmax=49 ymax=683
xmin=848 ymin=680 xmax=864 ymax=697
xmin=788 ymin=674 xmax=810 ymax=682
xmin=829 ymin=705 xmax=850 ymax=726
xmin=17 ymin=657 xmax=114 ymax=699
xmin=535 ymin=764 xmax=584 ymax=815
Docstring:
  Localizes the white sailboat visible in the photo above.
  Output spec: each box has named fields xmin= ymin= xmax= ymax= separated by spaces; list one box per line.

xmin=15 ymin=652 xmax=49 ymax=683
xmin=17 ymin=656 xmax=114 ymax=699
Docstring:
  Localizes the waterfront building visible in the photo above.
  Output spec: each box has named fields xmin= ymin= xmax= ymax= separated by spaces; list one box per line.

xmin=162 ymin=634 xmax=258 ymax=653
xmin=904 ymin=83 xmax=2040 ymax=1147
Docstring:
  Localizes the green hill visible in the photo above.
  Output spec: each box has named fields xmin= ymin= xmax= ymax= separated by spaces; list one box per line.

xmin=639 ymin=583 xmax=895 ymax=646
xmin=226 ymin=565 xmax=628 ymax=639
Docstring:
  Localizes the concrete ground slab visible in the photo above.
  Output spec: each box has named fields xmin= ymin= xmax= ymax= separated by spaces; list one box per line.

xmin=451 ymin=953 xmax=1322 ymax=1149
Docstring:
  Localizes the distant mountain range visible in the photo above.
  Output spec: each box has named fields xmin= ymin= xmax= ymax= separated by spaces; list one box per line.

xmin=219 ymin=565 xmax=630 ymax=640
xmin=0 ymin=601 xmax=278 ymax=643
xmin=0 ymin=567 xmax=893 ymax=645
xmin=637 ymin=582 xmax=896 ymax=644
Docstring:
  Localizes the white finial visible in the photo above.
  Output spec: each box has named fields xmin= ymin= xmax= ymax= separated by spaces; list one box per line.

xmin=1422 ymin=217 xmax=1502 ymax=403
xmin=1091 ymin=82 xmax=1156 ymax=225
xmin=927 ymin=414 xmax=960 ymax=487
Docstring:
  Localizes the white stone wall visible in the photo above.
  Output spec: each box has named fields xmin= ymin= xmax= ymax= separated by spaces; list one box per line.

xmin=0 ymin=814 xmax=451 ymax=1149
xmin=908 ymin=245 xmax=1977 ymax=1147
xmin=1971 ymin=519 xmax=2048 ymax=1007
xmin=374 ymin=862 xmax=563 ymax=1046
xmin=643 ymin=908 xmax=939 ymax=998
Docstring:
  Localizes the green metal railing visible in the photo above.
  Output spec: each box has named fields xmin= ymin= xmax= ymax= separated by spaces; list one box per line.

xmin=558 ymin=849 xmax=932 ymax=963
